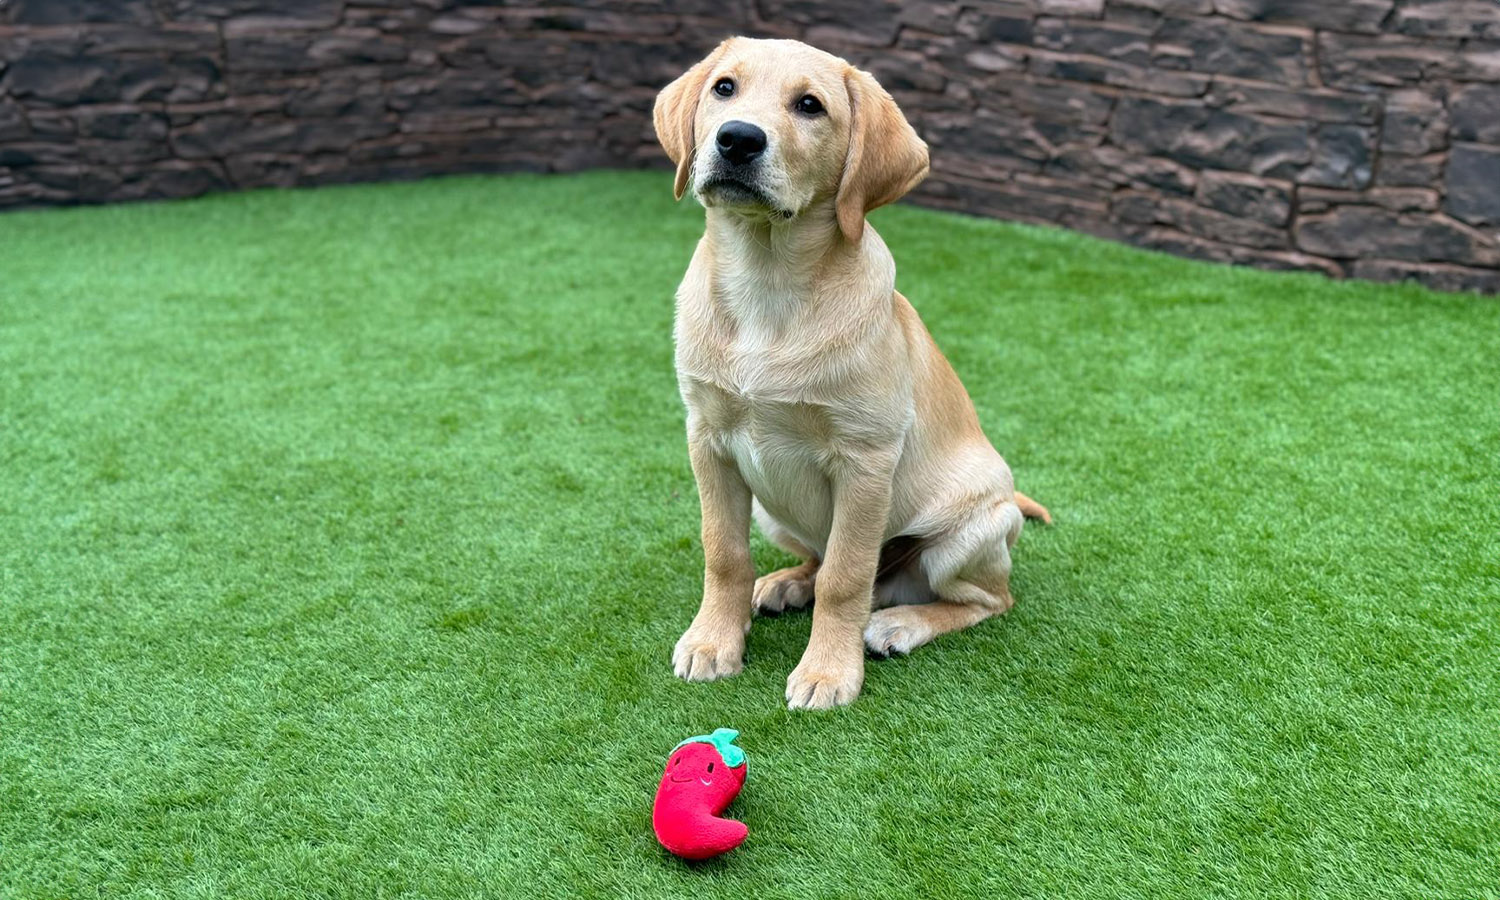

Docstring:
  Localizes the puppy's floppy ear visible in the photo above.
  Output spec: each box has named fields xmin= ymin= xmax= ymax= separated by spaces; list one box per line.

xmin=653 ymin=39 xmax=733 ymax=201
xmin=836 ymin=67 xmax=930 ymax=243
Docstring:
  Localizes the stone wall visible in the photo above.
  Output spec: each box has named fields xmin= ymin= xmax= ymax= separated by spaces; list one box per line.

xmin=2 ymin=1 xmax=1498 ymax=293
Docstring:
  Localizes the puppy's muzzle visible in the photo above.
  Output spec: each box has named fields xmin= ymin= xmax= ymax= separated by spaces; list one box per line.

xmin=715 ymin=121 xmax=766 ymax=168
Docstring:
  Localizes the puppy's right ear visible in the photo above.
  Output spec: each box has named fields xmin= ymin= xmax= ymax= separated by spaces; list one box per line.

xmin=653 ymin=39 xmax=733 ymax=201
xmin=836 ymin=66 xmax=929 ymax=243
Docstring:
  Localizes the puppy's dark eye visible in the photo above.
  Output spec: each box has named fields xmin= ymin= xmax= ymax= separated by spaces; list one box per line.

xmin=713 ymin=78 xmax=735 ymax=98
xmin=796 ymin=94 xmax=824 ymax=116
xmin=707 ymin=762 xmax=715 ymax=773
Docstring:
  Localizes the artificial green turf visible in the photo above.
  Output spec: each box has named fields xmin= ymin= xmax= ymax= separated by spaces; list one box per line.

xmin=2 ymin=171 xmax=1497 ymax=899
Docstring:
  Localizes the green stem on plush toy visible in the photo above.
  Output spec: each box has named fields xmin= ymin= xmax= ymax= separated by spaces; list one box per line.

xmin=672 ymin=727 xmax=746 ymax=770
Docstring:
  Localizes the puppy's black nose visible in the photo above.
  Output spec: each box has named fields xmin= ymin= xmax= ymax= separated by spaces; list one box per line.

xmin=716 ymin=121 xmax=766 ymax=166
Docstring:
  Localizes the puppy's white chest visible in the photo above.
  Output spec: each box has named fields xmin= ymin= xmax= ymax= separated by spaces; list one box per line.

xmin=690 ymin=381 xmax=836 ymax=548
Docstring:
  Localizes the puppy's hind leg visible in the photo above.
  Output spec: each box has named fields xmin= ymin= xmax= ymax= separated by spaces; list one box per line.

xmin=751 ymin=501 xmax=819 ymax=617
xmin=864 ymin=500 xmax=1023 ymax=657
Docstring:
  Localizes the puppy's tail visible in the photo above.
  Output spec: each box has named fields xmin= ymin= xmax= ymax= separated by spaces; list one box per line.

xmin=1015 ymin=491 xmax=1052 ymax=525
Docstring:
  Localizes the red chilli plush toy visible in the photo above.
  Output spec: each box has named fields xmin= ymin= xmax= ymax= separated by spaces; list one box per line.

xmin=652 ymin=728 xmax=749 ymax=860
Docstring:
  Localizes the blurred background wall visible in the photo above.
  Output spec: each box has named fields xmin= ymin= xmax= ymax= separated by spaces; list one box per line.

xmin=1 ymin=0 xmax=1497 ymax=292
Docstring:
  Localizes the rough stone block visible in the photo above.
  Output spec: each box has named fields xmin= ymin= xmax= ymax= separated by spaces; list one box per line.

xmin=5 ymin=50 xmax=183 ymax=105
xmin=1157 ymin=196 xmax=1289 ymax=248
xmin=1034 ymin=117 xmax=1106 ymax=146
xmin=1115 ymin=0 xmax=1213 ymax=13
xmin=1390 ymin=0 xmax=1500 ymax=39
xmin=3 ymin=0 xmax=156 ymax=25
xmin=0 ymin=166 xmax=80 ymax=206
xmin=226 ymin=33 xmax=322 ymax=72
xmin=1301 ymin=123 xmax=1375 ymax=189
xmin=25 ymin=110 xmax=75 ymax=138
xmin=1028 ymin=49 xmax=1210 ymax=96
xmin=1037 ymin=0 xmax=1105 ymax=15
xmin=1452 ymin=85 xmax=1500 ymax=144
xmin=398 ymin=112 xmax=495 ymax=134
xmin=963 ymin=46 xmax=1029 ymax=73
xmin=163 ymin=0 xmax=343 ymax=25
xmin=927 ymin=110 xmax=1053 ymax=169
xmin=308 ymin=29 xmax=411 ymax=66
xmin=78 ymin=161 xmax=231 ymax=203
xmin=1047 ymin=144 xmax=1199 ymax=194
xmin=1212 ymin=0 xmax=1394 ymax=33
xmin=284 ymin=78 xmax=386 ymax=117
xmin=1111 ymin=96 xmax=1310 ymax=175
xmin=168 ymin=57 xmax=227 ymax=103
xmin=76 ymin=109 xmax=169 ymax=142
xmin=0 ymin=142 xmax=79 ymax=167
xmin=80 ymin=136 xmax=173 ymax=165
xmin=863 ymin=51 xmax=948 ymax=93
xmin=1380 ymin=88 xmax=1448 ymax=154
xmin=1205 ymin=78 xmax=1380 ymax=124
xmin=1011 ymin=76 xmax=1115 ymax=124
xmin=898 ymin=2 xmax=962 ymax=33
xmin=7 ymin=53 xmax=118 ymax=105
xmin=1318 ymin=32 xmax=1465 ymax=87
xmin=81 ymin=24 xmax=220 ymax=55
xmin=429 ymin=14 xmax=488 ymax=36
xmin=1111 ymin=190 xmax=1160 ymax=224
xmin=1154 ymin=18 xmax=1311 ymax=85
xmin=955 ymin=6 xmax=1036 ymax=44
xmin=1206 ymin=78 xmax=1380 ymax=124
xmin=1034 ymin=18 xmax=1152 ymax=65
xmin=387 ymin=71 xmax=519 ymax=112
xmin=1463 ymin=41 xmax=1500 ymax=80
xmin=172 ymin=114 xmax=301 ymax=158
xmin=1444 ymin=143 xmax=1500 ymax=227
xmin=1197 ymin=170 xmax=1291 ymax=225
xmin=586 ymin=37 xmax=709 ymax=88
xmin=1299 ymin=186 xmax=1441 ymax=214
xmin=288 ymin=118 xmax=385 ymax=154
xmin=1376 ymin=152 xmax=1446 ymax=187
xmin=343 ymin=6 xmax=436 ymax=33
xmin=1104 ymin=4 xmax=1163 ymax=28
xmin=755 ymin=0 xmax=904 ymax=46
xmin=1296 ymin=206 xmax=1500 ymax=265
xmin=225 ymin=154 xmax=302 ymax=187
xmin=0 ymin=102 xmax=28 ymax=142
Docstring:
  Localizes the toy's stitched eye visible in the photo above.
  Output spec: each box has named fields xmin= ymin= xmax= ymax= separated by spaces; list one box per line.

xmin=713 ymin=78 xmax=735 ymax=98
xmin=707 ymin=762 xmax=715 ymax=773
xmin=796 ymin=94 xmax=824 ymax=116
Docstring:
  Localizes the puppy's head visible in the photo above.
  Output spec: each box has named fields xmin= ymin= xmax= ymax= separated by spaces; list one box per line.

xmin=653 ymin=38 xmax=929 ymax=242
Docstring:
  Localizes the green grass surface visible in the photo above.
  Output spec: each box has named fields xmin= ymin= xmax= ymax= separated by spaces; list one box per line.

xmin=2 ymin=171 xmax=1497 ymax=899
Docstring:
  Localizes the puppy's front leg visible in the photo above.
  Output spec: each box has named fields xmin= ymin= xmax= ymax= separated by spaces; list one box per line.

xmin=786 ymin=461 xmax=894 ymax=710
xmin=673 ymin=435 xmax=754 ymax=682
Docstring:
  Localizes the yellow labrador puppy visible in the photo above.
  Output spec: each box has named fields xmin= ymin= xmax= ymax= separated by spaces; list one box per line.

xmin=654 ymin=37 xmax=1049 ymax=710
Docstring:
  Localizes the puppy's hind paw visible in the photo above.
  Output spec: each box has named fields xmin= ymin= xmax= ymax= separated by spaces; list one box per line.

xmin=752 ymin=565 xmax=815 ymax=617
xmin=863 ymin=607 xmax=935 ymax=659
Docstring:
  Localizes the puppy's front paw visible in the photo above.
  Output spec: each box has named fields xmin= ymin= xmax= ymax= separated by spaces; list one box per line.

xmin=785 ymin=652 xmax=864 ymax=710
xmin=863 ymin=606 xmax=934 ymax=658
xmin=672 ymin=620 xmax=746 ymax=682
